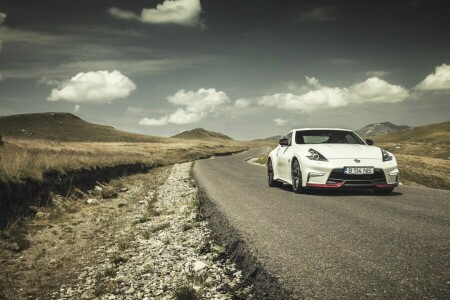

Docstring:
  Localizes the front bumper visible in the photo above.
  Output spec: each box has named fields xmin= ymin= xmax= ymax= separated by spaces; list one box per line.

xmin=302 ymin=158 xmax=399 ymax=189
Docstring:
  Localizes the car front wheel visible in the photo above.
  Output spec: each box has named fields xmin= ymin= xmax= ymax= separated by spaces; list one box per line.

xmin=267 ymin=159 xmax=282 ymax=187
xmin=291 ymin=159 xmax=304 ymax=194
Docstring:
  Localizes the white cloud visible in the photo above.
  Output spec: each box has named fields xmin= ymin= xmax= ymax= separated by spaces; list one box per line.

xmin=168 ymin=108 xmax=206 ymax=124
xmin=415 ymin=64 xmax=450 ymax=91
xmin=0 ymin=12 xmax=6 ymax=54
xmin=109 ymin=0 xmax=203 ymax=28
xmin=305 ymin=76 xmax=321 ymax=88
xmin=108 ymin=8 xmax=138 ymax=20
xmin=167 ymin=88 xmax=229 ymax=113
xmin=47 ymin=70 xmax=136 ymax=103
xmin=0 ymin=12 xmax=6 ymax=26
xmin=234 ymin=98 xmax=250 ymax=108
xmin=139 ymin=116 xmax=168 ymax=126
xmin=140 ymin=88 xmax=229 ymax=126
xmin=37 ymin=77 xmax=61 ymax=86
xmin=365 ymin=70 xmax=389 ymax=77
xmin=0 ymin=26 xmax=65 ymax=46
xmin=273 ymin=118 xmax=288 ymax=126
xmin=349 ymin=77 xmax=409 ymax=103
xmin=3 ymin=57 xmax=201 ymax=80
xmin=259 ymin=77 xmax=409 ymax=112
xmin=74 ymin=105 xmax=80 ymax=113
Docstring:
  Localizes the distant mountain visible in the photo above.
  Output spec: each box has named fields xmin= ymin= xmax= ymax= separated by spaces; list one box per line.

xmin=252 ymin=135 xmax=283 ymax=142
xmin=373 ymin=121 xmax=450 ymax=145
xmin=356 ymin=122 xmax=410 ymax=137
xmin=171 ymin=128 xmax=233 ymax=140
xmin=0 ymin=112 xmax=164 ymax=142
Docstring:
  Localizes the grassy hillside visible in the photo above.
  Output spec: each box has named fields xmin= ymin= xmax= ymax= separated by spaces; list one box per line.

xmin=371 ymin=121 xmax=450 ymax=189
xmin=373 ymin=121 xmax=450 ymax=145
xmin=0 ymin=137 xmax=249 ymax=183
xmin=171 ymin=128 xmax=232 ymax=140
xmin=252 ymin=135 xmax=282 ymax=143
xmin=356 ymin=122 xmax=410 ymax=137
xmin=0 ymin=112 xmax=164 ymax=143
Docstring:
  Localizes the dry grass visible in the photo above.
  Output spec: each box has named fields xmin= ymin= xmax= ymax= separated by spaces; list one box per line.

xmin=0 ymin=136 xmax=250 ymax=182
xmin=376 ymin=142 xmax=450 ymax=160
xmin=375 ymin=142 xmax=450 ymax=189
xmin=394 ymin=154 xmax=450 ymax=189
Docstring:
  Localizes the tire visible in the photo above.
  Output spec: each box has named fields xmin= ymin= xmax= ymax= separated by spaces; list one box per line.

xmin=267 ymin=159 xmax=282 ymax=187
xmin=374 ymin=188 xmax=394 ymax=195
xmin=291 ymin=159 xmax=304 ymax=194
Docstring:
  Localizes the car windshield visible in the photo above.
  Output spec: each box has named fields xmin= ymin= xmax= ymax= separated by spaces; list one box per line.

xmin=295 ymin=130 xmax=365 ymax=145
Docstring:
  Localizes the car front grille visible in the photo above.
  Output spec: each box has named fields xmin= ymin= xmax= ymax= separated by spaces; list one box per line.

xmin=327 ymin=168 xmax=387 ymax=187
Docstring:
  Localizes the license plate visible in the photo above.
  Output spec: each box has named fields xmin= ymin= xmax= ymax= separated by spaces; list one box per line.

xmin=344 ymin=167 xmax=374 ymax=175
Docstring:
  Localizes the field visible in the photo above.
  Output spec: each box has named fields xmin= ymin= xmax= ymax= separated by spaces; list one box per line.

xmin=0 ymin=137 xmax=249 ymax=183
xmin=373 ymin=142 xmax=450 ymax=189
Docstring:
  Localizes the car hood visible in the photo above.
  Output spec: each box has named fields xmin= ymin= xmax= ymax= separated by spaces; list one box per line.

xmin=306 ymin=144 xmax=382 ymax=159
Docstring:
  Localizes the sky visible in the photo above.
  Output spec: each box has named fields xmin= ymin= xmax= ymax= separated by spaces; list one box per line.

xmin=0 ymin=0 xmax=449 ymax=140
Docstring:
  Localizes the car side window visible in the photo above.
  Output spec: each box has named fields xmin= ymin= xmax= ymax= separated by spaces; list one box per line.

xmin=286 ymin=132 xmax=293 ymax=146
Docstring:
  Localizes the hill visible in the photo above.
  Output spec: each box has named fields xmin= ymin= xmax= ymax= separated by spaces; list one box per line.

xmin=356 ymin=122 xmax=410 ymax=137
xmin=373 ymin=121 xmax=450 ymax=145
xmin=171 ymin=128 xmax=232 ymax=140
xmin=0 ymin=112 xmax=164 ymax=142
xmin=252 ymin=135 xmax=282 ymax=143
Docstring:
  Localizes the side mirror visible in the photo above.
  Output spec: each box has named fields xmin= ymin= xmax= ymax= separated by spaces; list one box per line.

xmin=279 ymin=137 xmax=289 ymax=146
xmin=366 ymin=139 xmax=374 ymax=145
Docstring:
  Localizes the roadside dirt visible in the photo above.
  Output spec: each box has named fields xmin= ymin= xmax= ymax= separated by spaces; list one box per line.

xmin=0 ymin=167 xmax=170 ymax=300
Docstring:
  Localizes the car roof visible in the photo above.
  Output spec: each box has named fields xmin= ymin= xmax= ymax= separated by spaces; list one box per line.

xmin=292 ymin=128 xmax=354 ymax=132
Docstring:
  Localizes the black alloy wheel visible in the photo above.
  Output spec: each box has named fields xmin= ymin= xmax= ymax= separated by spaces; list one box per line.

xmin=291 ymin=159 xmax=304 ymax=194
xmin=268 ymin=159 xmax=282 ymax=187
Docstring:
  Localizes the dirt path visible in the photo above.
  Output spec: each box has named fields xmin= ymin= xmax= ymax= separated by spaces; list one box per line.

xmin=0 ymin=163 xmax=252 ymax=300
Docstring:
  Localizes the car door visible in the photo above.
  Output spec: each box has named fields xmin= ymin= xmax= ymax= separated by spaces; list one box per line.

xmin=277 ymin=131 xmax=293 ymax=180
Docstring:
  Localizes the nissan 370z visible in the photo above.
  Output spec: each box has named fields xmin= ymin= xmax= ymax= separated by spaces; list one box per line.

xmin=267 ymin=128 xmax=399 ymax=194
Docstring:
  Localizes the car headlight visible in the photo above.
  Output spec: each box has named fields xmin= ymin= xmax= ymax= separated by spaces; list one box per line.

xmin=307 ymin=149 xmax=328 ymax=162
xmin=381 ymin=149 xmax=392 ymax=162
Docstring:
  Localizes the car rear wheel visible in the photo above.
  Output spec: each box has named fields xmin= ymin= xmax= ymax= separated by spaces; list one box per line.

xmin=267 ymin=159 xmax=282 ymax=187
xmin=291 ymin=159 xmax=304 ymax=194
xmin=374 ymin=188 xmax=394 ymax=195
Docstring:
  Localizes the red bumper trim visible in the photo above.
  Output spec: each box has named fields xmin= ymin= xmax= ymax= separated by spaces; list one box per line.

xmin=306 ymin=181 xmax=346 ymax=188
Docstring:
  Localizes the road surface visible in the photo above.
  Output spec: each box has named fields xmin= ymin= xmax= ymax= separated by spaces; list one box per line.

xmin=193 ymin=147 xmax=450 ymax=299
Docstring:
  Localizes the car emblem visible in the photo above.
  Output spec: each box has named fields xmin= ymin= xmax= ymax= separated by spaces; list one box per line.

xmin=354 ymin=159 xmax=360 ymax=163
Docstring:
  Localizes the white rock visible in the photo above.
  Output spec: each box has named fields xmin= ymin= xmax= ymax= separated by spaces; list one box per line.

xmin=193 ymin=261 xmax=207 ymax=272
xmin=87 ymin=198 xmax=99 ymax=204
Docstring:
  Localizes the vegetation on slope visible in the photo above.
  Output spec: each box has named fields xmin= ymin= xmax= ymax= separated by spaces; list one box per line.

xmin=0 ymin=137 xmax=249 ymax=183
xmin=373 ymin=121 xmax=450 ymax=145
xmin=171 ymin=128 xmax=232 ymax=140
xmin=0 ymin=112 xmax=164 ymax=143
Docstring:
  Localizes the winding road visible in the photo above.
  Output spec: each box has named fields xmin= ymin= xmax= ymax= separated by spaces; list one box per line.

xmin=193 ymin=147 xmax=450 ymax=299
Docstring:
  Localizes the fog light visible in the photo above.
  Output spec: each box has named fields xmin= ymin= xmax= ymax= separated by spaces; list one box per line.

xmin=388 ymin=171 xmax=399 ymax=176
xmin=309 ymin=172 xmax=325 ymax=177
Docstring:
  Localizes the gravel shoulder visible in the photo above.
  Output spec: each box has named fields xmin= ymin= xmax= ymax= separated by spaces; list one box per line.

xmin=0 ymin=163 xmax=252 ymax=300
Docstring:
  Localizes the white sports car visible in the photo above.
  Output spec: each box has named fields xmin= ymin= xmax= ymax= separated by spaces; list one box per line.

xmin=267 ymin=128 xmax=399 ymax=194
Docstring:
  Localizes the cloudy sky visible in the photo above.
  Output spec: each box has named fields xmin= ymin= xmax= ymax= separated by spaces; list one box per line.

xmin=0 ymin=0 xmax=449 ymax=140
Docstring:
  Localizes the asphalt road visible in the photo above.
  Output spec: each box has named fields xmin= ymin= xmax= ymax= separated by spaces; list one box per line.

xmin=193 ymin=147 xmax=450 ymax=299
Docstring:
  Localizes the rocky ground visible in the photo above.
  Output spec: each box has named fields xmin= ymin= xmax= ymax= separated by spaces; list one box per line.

xmin=0 ymin=162 xmax=252 ymax=300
